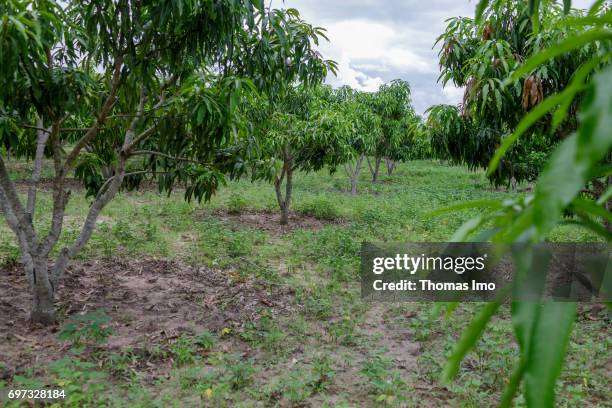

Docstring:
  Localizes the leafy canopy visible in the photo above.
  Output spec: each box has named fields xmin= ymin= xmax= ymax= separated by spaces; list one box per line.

xmin=430 ymin=0 xmax=607 ymax=185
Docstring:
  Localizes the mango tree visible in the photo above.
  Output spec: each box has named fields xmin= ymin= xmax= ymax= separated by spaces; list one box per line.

xmin=432 ymin=0 xmax=603 ymax=186
xmin=0 ymin=0 xmax=333 ymax=324
xmin=249 ymin=85 xmax=354 ymax=224
xmin=367 ymin=79 xmax=414 ymax=181
xmin=334 ymin=87 xmax=380 ymax=194
xmin=392 ymin=114 xmax=430 ymax=163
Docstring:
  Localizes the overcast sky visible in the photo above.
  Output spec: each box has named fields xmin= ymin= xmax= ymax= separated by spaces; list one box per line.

xmin=272 ymin=0 xmax=593 ymax=115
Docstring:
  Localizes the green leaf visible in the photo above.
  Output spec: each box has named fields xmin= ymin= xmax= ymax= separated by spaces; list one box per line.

xmin=481 ymin=83 xmax=490 ymax=113
xmin=499 ymin=359 xmax=527 ymax=408
xmin=494 ymin=88 xmax=502 ymax=113
xmin=572 ymin=197 xmax=612 ymax=222
xmin=508 ymin=29 xmax=612 ymax=82
xmin=588 ymin=0 xmax=606 ymax=16
xmin=552 ymin=57 xmax=601 ymax=131
xmin=531 ymin=66 xmax=612 ymax=237
xmin=441 ymin=301 xmax=503 ymax=382
xmin=563 ymin=0 xmax=571 ymax=14
xmin=596 ymin=186 xmax=612 ymax=205
xmin=527 ymin=0 xmax=541 ymax=32
xmin=523 ymin=303 xmax=577 ymax=408
xmin=488 ymin=91 xmax=567 ymax=175
xmin=450 ymin=215 xmax=484 ymax=242
xmin=507 ymin=247 xmax=578 ymax=407
xmin=475 ymin=0 xmax=490 ymax=25
xmin=575 ymin=66 xmax=612 ymax=162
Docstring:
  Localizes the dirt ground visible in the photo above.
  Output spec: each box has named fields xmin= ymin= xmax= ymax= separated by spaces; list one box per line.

xmin=0 ymin=258 xmax=295 ymax=380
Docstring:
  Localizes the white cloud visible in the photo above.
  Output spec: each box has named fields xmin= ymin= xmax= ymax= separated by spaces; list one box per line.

xmin=273 ymin=0 xmax=597 ymax=114
xmin=442 ymin=85 xmax=465 ymax=104
xmin=316 ymin=19 xmax=433 ymax=92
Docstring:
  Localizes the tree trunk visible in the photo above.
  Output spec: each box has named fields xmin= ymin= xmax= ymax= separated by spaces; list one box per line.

xmin=346 ymin=154 xmax=365 ymax=195
xmin=604 ymin=153 xmax=611 ymax=232
xmin=274 ymin=152 xmax=293 ymax=225
xmin=372 ymin=157 xmax=381 ymax=182
xmin=280 ymin=202 xmax=289 ymax=225
xmin=384 ymin=158 xmax=397 ymax=176
xmin=29 ymin=257 xmax=56 ymax=324
xmin=350 ymin=176 xmax=358 ymax=195
xmin=281 ymin=167 xmax=293 ymax=225
xmin=511 ymin=177 xmax=517 ymax=191
xmin=367 ymin=156 xmax=382 ymax=182
xmin=593 ymin=174 xmax=611 ymax=233
xmin=0 ymin=66 xmax=140 ymax=326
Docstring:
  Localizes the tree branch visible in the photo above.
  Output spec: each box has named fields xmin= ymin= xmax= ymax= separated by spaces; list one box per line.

xmin=26 ymin=116 xmax=51 ymax=217
xmin=63 ymin=55 xmax=124 ymax=173
xmin=40 ymin=120 xmax=69 ymax=255
xmin=0 ymin=153 xmax=38 ymax=247
xmin=0 ymin=185 xmax=35 ymax=286
xmin=51 ymin=152 xmax=129 ymax=286
xmin=124 ymin=76 xmax=178 ymax=152
xmin=125 ymin=124 xmax=159 ymax=151
xmin=131 ymin=150 xmax=210 ymax=165
xmin=0 ymin=185 xmax=22 ymax=236
xmin=122 ymin=86 xmax=147 ymax=150
xmin=20 ymin=123 xmax=51 ymax=133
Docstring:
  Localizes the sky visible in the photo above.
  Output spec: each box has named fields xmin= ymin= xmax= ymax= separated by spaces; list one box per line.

xmin=272 ymin=0 xmax=593 ymax=116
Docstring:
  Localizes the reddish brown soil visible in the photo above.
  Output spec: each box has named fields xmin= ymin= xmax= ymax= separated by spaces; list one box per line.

xmin=211 ymin=209 xmax=347 ymax=235
xmin=0 ymin=258 xmax=293 ymax=380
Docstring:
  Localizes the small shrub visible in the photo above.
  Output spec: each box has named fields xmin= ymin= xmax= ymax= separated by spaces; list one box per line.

xmin=226 ymin=232 xmax=251 ymax=257
xmin=356 ymin=206 xmax=390 ymax=225
xmin=170 ymin=335 xmax=196 ymax=366
xmin=240 ymin=313 xmax=287 ymax=352
xmin=142 ymin=216 xmax=159 ymax=241
xmin=328 ymin=315 xmax=356 ymax=345
xmin=227 ymin=192 xmax=247 ymax=214
xmin=361 ymin=355 xmax=405 ymax=402
xmin=0 ymin=241 xmax=19 ymax=267
xmin=178 ymin=367 xmax=204 ymax=390
xmin=112 ymin=220 xmax=135 ymax=243
xmin=105 ymin=350 xmax=138 ymax=380
xmin=58 ymin=310 xmax=112 ymax=347
xmin=195 ymin=330 xmax=217 ymax=350
xmin=297 ymin=196 xmax=339 ymax=220
xmin=310 ymin=354 xmax=336 ymax=392
xmin=302 ymin=293 xmax=333 ymax=320
xmin=49 ymin=357 xmax=109 ymax=406
xmin=228 ymin=359 xmax=256 ymax=389
xmin=277 ymin=369 xmax=313 ymax=404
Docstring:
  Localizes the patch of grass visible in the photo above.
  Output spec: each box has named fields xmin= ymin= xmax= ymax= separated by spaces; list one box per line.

xmin=360 ymin=354 xmax=406 ymax=404
xmin=194 ymin=330 xmax=217 ymax=350
xmin=227 ymin=192 xmax=248 ymax=214
xmin=169 ymin=335 xmax=197 ymax=367
xmin=240 ymin=311 xmax=288 ymax=352
xmin=58 ymin=309 xmax=113 ymax=347
xmin=296 ymin=195 xmax=340 ymax=220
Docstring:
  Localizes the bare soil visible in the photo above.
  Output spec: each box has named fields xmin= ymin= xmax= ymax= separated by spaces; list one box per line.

xmin=0 ymin=258 xmax=294 ymax=380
